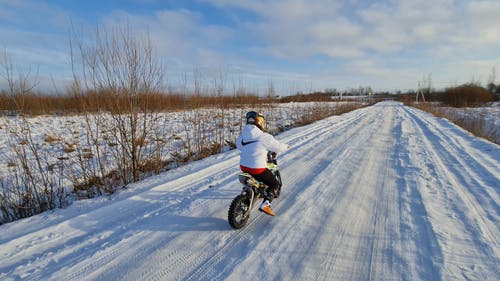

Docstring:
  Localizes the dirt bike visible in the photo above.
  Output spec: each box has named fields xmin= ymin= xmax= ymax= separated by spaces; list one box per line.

xmin=228 ymin=151 xmax=282 ymax=229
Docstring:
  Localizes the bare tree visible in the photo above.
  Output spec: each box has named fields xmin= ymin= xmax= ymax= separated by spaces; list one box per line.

xmin=267 ymin=79 xmax=276 ymax=99
xmin=193 ymin=66 xmax=203 ymax=96
xmin=70 ymin=25 xmax=166 ymax=184
xmin=487 ymin=67 xmax=496 ymax=93
xmin=1 ymin=50 xmax=40 ymax=111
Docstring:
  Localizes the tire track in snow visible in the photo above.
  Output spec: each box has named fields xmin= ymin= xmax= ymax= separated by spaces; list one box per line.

xmin=173 ymin=108 xmax=374 ymax=280
xmin=161 ymin=106 xmax=374 ymax=281
xmin=219 ymin=103 xmax=396 ymax=281
xmin=66 ymin=166 xmax=241 ymax=281
xmin=317 ymin=104 xmax=398 ymax=281
xmin=391 ymin=107 xmax=444 ymax=280
xmin=363 ymin=106 xmax=400 ymax=281
xmin=306 ymin=105 xmax=391 ymax=281
xmin=269 ymin=109 xmax=380 ymax=281
xmin=401 ymin=106 xmax=500 ymax=280
xmin=404 ymin=106 xmax=499 ymax=250
xmin=404 ymin=107 xmax=499 ymax=191
xmin=4 ymin=154 xmax=240 ymax=280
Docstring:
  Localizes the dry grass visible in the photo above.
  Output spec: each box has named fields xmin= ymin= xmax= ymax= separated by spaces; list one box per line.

xmin=63 ymin=145 xmax=76 ymax=153
xmin=0 ymin=91 xmax=269 ymax=116
xmin=44 ymin=134 xmax=61 ymax=143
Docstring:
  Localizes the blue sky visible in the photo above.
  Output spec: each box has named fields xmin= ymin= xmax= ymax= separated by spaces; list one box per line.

xmin=1 ymin=0 xmax=500 ymax=95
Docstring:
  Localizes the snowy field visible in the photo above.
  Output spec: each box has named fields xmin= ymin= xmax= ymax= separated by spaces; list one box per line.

xmin=0 ymin=101 xmax=499 ymax=280
xmin=0 ymin=101 xmax=351 ymax=223
xmin=0 ymin=103 xmax=313 ymax=178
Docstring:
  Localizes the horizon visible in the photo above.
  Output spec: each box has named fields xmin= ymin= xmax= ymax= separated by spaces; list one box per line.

xmin=1 ymin=0 xmax=499 ymax=95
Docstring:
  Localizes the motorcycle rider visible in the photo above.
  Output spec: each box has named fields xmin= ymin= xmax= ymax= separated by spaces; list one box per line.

xmin=236 ymin=111 xmax=289 ymax=216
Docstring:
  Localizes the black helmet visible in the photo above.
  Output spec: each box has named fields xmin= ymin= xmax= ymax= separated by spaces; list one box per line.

xmin=246 ymin=111 xmax=265 ymax=130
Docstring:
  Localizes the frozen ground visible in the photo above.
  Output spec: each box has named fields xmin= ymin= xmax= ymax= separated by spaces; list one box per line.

xmin=0 ymin=101 xmax=498 ymax=280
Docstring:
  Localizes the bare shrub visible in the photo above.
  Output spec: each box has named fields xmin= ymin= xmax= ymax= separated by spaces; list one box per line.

xmin=441 ymin=85 xmax=495 ymax=107
xmin=281 ymin=92 xmax=335 ymax=103
xmin=0 ymin=119 xmax=68 ymax=223
xmin=0 ymin=51 xmax=68 ymax=224
xmin=64 ymin=112 xmax=115 ymax=197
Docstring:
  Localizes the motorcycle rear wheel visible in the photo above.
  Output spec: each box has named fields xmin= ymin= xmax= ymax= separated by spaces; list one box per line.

xmin=228 ymin=194 xmax=251 ymax=229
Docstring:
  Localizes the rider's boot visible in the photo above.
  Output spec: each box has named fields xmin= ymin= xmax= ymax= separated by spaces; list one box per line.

xmin=259 ymin=200 xmax=275 ymax=216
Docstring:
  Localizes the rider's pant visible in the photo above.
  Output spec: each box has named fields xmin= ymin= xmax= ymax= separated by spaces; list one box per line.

xmin=251 ymin=169 xmax=280 ymax=202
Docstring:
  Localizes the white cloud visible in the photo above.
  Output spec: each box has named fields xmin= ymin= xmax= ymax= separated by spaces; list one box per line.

xmin=466 ymin=0 xmax=500 ymax=44
xmin=101 ymin=9 xmax=235 ymax=66
xmin=206 ymin=0 xmax=498 ymax=63
xmin=205 ymin=0 xmax=463 ymax=60
xmin=206 ymin=0 xmax=350 ymax=58
xmin=360 ymin=0 xmax=457 ymax=49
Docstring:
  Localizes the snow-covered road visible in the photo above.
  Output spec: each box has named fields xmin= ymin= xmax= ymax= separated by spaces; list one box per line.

xmin=1 ymin=101 xmax=499 ymax=281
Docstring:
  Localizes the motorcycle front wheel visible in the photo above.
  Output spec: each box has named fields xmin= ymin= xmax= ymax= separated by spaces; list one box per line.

xmin=274 ymin=171 xmax=282 ymax=198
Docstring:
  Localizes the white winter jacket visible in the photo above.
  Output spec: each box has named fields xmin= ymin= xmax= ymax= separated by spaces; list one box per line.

xmin=236 ymin=124 xmax=288 ymax=168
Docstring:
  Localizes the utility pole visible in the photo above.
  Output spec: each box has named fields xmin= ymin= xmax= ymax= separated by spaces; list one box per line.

xmin=416 ymin=81 xmax=426 ymax=102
